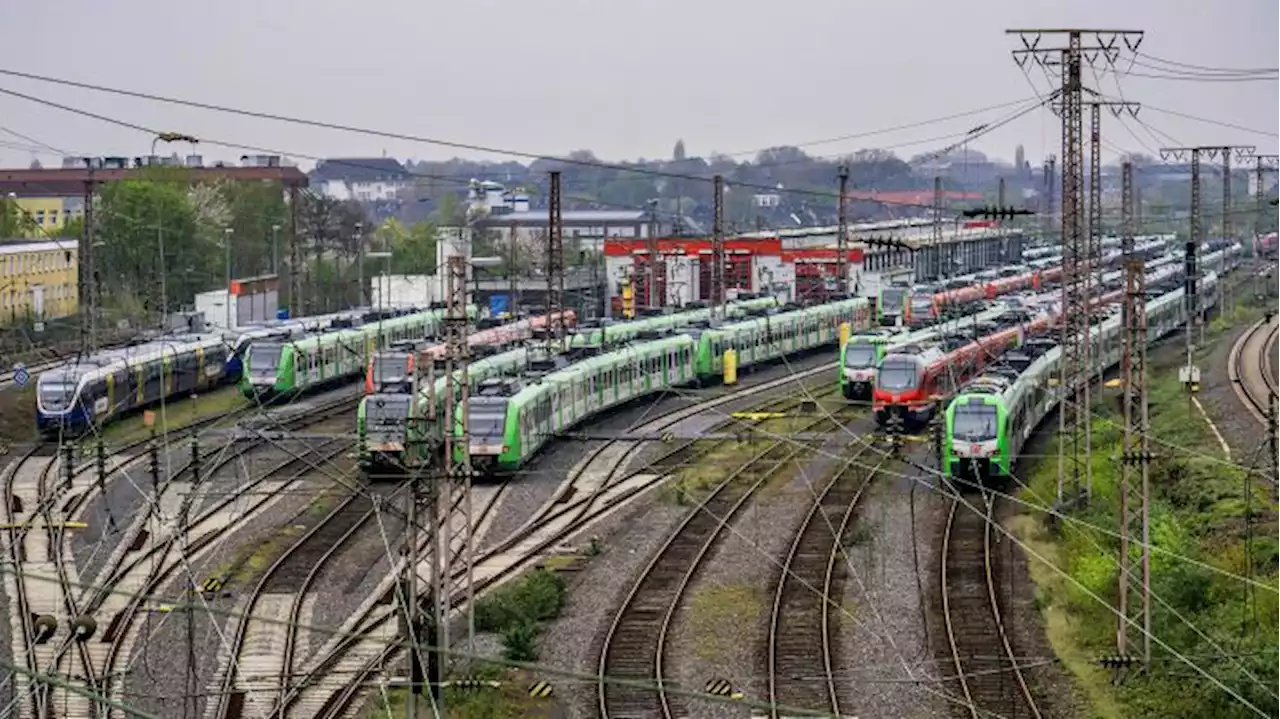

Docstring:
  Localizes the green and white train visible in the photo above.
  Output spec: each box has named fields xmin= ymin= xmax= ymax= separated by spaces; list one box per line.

xmin=240 ymin=307 xmax=476 ymax=398
xmin=460 ymin=296 xmax=871 ymax=474
xmin=567 ymin=296 xmax=782 ymax=348
xmin=941 ymin=270 xmax=1223 ymax=483
xmin=357 ymin=297 xmax=873 ymax=475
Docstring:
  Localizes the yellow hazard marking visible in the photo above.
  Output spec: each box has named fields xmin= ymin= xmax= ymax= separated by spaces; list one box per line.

xmin=528 ymin=680 xmax=554 ymax=698
xmin=730 ymin=411 xmax=786 ymax=421
xmin=199 ymin=577 xmax=223 ymax=594
xmin=0 ymin=521 xmax=87 ymax=529
xmin=155 ymin=604 xmax=174 ymax=613
xmin=705 ymin=678 xmax=738 ymax=697
xmin=661 ymin=431 xmax=675 ymax=443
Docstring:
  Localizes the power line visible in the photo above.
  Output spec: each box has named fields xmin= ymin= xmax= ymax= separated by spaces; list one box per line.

xmin=1133 ymin=50 xmax=1279 ymax=75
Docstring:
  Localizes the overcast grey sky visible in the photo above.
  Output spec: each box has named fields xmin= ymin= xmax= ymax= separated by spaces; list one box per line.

xmin=0 ymin=0 xmax=1275 ymax=172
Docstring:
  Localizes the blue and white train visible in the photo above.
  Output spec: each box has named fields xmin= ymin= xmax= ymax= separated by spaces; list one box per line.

xmin=35 ymin=335 xmax=230 ymax=435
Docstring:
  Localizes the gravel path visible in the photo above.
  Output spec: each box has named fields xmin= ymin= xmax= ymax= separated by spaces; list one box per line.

xmin=530 ymin=494 xmax=688 ymax=719
xmin=836 ymin=454 xmax=950 ymax=719
xmin=1195 ymin=305 xmax=1270 ymax=465
xmin=664 ymin=433 xmax=842 ymax=719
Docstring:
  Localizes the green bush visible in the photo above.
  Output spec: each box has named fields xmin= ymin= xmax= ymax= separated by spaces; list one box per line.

xmin=501 ymin=621 xmax=539 ymax=662
xmin=474 ymin=568 xmax=566 ymax=633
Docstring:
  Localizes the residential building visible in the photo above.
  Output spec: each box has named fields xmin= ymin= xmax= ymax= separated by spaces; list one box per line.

xmin=0 ymin=239 xmax=79 ymax=323
xmin=15 ymin=197 xmax=84 ymax=231
xmin=310 ymin=158 xmax=412 ymax=202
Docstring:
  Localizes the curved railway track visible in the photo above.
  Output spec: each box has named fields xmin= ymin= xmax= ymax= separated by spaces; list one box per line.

xmin=940 ymin=491 xmax=1040 ymax=719
xmin=209 ymin=480 xmax=403 ymax=719
xmin=765 ymin=443 xmax=886 ymax=718
xmin=597 ymin=408 xmax=834 ymax=719
xmin=1 ymin=395 xmax=360 ymax=718
xmin=277 ymin=364 xmax=853 ymax=718
xmin=1229 ymin=316 xmax=1279 ymax=427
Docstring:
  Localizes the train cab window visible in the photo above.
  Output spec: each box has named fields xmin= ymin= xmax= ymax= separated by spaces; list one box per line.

xmin=876 ymin=361 xmax=918 ymax=391
xmin=952 ymin=403 xmax=999 ymax=442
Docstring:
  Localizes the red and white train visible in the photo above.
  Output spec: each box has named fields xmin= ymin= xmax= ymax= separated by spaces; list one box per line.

xmin=875 ymin=289 xmax=1130 ymax=429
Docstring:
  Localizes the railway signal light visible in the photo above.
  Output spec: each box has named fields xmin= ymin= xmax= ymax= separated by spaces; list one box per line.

xmin=960 ymin=206 xmax=1036 ymax=220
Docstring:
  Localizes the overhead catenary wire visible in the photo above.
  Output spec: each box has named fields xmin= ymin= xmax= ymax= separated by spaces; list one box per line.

xmin=0 ymin=69 xmax=1050 ymax=215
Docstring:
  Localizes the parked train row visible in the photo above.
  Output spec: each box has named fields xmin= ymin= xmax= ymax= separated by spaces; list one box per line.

xmin=36 ymin=305 xmax=443 ymax=435
xmin=358 ymin=296 xmax=871 ymax=474
xmin=863 ymin=242 xmax=1241 ymax=430
xmin=942 ymin=268 xmax=1224 ymax=482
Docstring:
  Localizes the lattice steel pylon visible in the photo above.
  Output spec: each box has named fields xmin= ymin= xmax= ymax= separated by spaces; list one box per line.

xmin=1159 ymin=144 xmax=1254 ymax=383
xmin=711 ymin=174 xmax=725 ymax=316
xmin=1119 ymin=256 xmax=1151 ymax=671
xmin=441 ymin=253 xmax=474 ymax=672
xmin=932 ymin=176 xmax=943 ymax=281
xmin=836 ymin=165 xmax=850 ymax=296
xmin=1011 ymin=27 xmax=1144 ymax=504
xmin=1043 ymin=155 xmax=1056 ymax=243
xmin=546 ymin=170 xmax=565 ymax=349
xmin=1254 ymin=155 xmax=1279 ymax=239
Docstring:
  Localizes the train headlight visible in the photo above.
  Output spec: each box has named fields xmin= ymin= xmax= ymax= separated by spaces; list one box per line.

xmin=501 ymin=445 xmax=509 ymax=453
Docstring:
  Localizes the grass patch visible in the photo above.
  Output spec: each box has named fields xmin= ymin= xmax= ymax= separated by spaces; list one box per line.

xmin=1015 ymin=286 xmax=1280 ymax=719
xmin=473 ymin=568 xmax=566 ymax=661
xmin=663 ymin=439 xmax=749 ymax=505
xmin=687 ymin=583 xmax=766 ymax=662
xmin=99 ymin=386 xmax=249 ymax=446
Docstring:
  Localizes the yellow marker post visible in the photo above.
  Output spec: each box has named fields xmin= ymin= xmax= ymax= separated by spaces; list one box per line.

xmin=723 ymin=348 xmax=738 ymax=385
xmin=838 ymin=321 xmax=850 ymax=349
xmin=621 ymin=280 xmax=635 ymax=319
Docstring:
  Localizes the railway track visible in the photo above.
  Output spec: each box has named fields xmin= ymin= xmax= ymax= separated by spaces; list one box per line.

xmin=1229 ymin=315 xmax=1279 ymax=427
xmin=597 ymin=407 xmax=833 ymax=719
xmin=0 ymin=394 xmax=360 ymax=719
xmin=765 ymin=442 xmax=887 ymax=718
xmin=208 ymin=478 xmax=403 ymax=719
xmin=940 ymin=491 xmax=1040 ymax=719
xmin=278 ymin=361 xmax=854 ymax=718
xmin=96 ymin=430 xmax=358 ymax=719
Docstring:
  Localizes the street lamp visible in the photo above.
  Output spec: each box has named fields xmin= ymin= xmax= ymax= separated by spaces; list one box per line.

xmin=224 ymin=227 xmax=234 ymax=330
xmin=367 ymin=249 xmax=392 ymax=343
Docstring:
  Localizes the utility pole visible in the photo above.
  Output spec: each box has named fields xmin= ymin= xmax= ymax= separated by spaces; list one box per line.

xmin=646 ymin=199 xmax=660 ymax=310
xmin=1043 ymin=155 xmax=1057 ymax=243
xmin=1082 ymin=96 xmax=1140 ymax=501
xmin=81 ymin=159 xmax=97 ymax=354
xmin=1159 ymin=145 xmax=1255 ymax=384
xmin=509 ymin=221 xmax=519 ymax=317
xmin=1253 ymin=155 xmax=1279 ymax=242
xmin=711 ymin=174 xmax=725 ymax=317
xmin=546 ymin=171 xmax=565 ymax=348
xmin=1222 ymin=147 xmax=1255 ymax=313
xmin=441 ymin=252 xmax=474 ymax=680
xmin=289 ymin=186 xmax=301 ymax=317
xmin=1118 ymin=256 xmax=1151 ymax=672
xmin=1011 ymin=27 xmax=1145 ymax=504
xmin=836 ymin=164 xmax=850 ymax=297
xmin=355 ymin=221 xmax=365 ymax=309
xmin=932 ymin=176 xmax=943 ymax=282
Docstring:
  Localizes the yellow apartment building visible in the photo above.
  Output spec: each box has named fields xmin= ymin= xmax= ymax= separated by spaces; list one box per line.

xmin=15 ymin=197 xmax=85 ymax=231
xmin=0 ymin=239 xmax=79 ymax=324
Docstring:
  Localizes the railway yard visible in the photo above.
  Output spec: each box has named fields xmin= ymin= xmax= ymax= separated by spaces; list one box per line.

xmin=0 ymin=17 xmax=1277 ymax=719
xmin=0 ymin=243 xmax=1274 ymax=719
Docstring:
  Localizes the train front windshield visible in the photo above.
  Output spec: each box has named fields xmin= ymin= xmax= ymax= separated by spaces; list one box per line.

xmin=881 ymin=290 xmax=905 ymax=312
xmin=952 ymin=404 xmax=998 ymax=442
xmin=875 ymin=361 xmax=918 ymax=391
xmin=372 ymin=355 xmax=411 ymax=384
xmin=38 ymin=374 xmax=77 ymax=409
xmin=844 ymin=344 xmax=879 ymax=369
xmin=468 ymin=407 xmax=507 ymax=442
xmin=249 ymin=343 xmax=284 ymax=373
xmin=910 ymin=297 xmax=934 ymax=316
